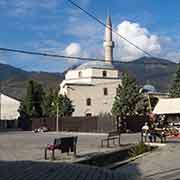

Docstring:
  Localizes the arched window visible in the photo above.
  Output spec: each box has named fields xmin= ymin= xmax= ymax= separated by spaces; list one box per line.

xmin=86 ymin=98 xmax=91 ymax=106
xmin=102 ymin=70 xmax=107 ymax=77
xmin=78 ymin=71 xmax=82 ymax=78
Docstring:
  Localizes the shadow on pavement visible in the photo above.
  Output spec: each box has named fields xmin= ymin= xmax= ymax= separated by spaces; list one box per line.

xmin=115 ymin=162 xmax=143 ymax=178
xmin=0 ymin=160 xmax=143 ymax=180
xmin=166 ymin=140 xmax=180 ymax=144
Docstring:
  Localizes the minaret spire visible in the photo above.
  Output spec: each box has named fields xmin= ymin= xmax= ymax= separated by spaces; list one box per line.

xmin=103 ymin=16 xmax=114 ymax=64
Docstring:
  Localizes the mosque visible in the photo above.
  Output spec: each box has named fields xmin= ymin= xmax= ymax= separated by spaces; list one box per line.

xmin=60 ymin=16 xmax=122 ymax=116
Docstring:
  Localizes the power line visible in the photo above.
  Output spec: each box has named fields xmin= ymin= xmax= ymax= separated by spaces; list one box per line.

xmin=0 ymin=47 xmax=174 ymax=65
xmin=67 ymin=0 xmax=153 ymax=57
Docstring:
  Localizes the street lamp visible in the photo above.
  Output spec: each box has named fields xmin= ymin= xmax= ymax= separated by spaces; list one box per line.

xmin=52 ymin=101 xmax=59 ymax=132
xmin=56 ymin=101 xmax=59 ymax=132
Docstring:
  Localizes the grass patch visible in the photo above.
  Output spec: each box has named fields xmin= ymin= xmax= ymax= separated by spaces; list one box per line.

xmin=76 ymin=143 xmax=156 ymax=167
xmin=76 ymin=146 xmax=132 ymax=167
xmin=128 ymin=142 xmax=153 ymax=158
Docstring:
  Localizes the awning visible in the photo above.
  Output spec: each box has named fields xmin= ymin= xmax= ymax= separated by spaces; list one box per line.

xmin=153 ymin=98 xmax=180 ymax=115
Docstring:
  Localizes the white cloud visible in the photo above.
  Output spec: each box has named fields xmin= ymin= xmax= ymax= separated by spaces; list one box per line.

xmin=65 ymin=20 xmax=162 ymax=62
xmin=114 ymin=21 xmax=161 ymax=61
xmin=0 ymin=59 xmax=7 ymax=64
xmin=65 ymin=43 xmax=81 ymax=56
xmin=38 ymin=41 xmax=84 ymax=63
xmin=166 ymin=51 xmax=180 ymax=63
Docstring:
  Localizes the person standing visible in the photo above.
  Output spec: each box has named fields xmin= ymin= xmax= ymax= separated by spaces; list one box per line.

xmin=141 ymin=122 xmax=149 ymax=142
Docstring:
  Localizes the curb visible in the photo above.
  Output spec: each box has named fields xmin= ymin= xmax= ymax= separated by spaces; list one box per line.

xmin=107 ymin=151 xmax=151 ymax=170
xmin=47 ymin=131 xmax=108 ymax=136
xmin=107 ymin=143 xmax=166 ymax=170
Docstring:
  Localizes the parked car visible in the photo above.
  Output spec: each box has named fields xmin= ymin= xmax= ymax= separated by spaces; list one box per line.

xmin=169 ymin=122 xmax=180 ymax=135
xmin=33 ymin=126 xmax=48 ymax=133
xmin=41 ymin=126 xmax=48 ymax=132
xmin=173 ymin=124 xmax=180 ymax=133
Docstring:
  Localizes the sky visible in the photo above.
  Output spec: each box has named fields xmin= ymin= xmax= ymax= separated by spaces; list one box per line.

xmin=1 ymin=0 xmax=180 ymax=72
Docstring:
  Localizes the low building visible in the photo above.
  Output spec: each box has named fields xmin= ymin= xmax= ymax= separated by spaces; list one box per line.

xmin=153 ymin=98 xmax=180 ymax=122
xmin=0 ymin=93 xmax=20 ymax=128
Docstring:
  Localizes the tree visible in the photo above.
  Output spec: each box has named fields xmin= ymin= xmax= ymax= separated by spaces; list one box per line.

xmin=111 ymin=73 xmax=148 ymax=120
xmin=21 ymin=80 xmax=45 ymax=117
xmin=169 ymin=65 xmax=180 ymax=97
xmin=18 ymin=103 xmax=31 ymax=130
xmin=42 ymin=88 xmax=55 ymax=117
xmin=19 ymin=80 xmax=74 ymax=121
xmin=51 ymin=92 xmax=74 ymax=117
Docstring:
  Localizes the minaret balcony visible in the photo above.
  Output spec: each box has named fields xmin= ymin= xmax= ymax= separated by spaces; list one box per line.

xmin=103 ymin=41 xmax=114 ymax=48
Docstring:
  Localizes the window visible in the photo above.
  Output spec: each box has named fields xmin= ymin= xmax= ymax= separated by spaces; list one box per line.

xmin=78 ymin=71 xmax=82 ymax=78
xmin=102 ymin=70 xmax=107 ymax=77
xmin=104 ymin=88 xmax=108 ymax=95
xmin=86 ymin=113 xmax=92 ymax=117
xmin=116 ymin=88 xmax=119 ymax=95
xmin=86 ymin=98 xmax=91 ymax=106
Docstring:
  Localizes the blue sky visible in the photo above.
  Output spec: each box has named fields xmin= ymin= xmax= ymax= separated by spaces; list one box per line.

xmin=1 ymin=0 xmax=180 ymax=72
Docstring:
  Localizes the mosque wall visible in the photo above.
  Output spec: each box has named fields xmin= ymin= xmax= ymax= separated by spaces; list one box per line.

xmin=66 ymin=81 xmax=121 ymax=116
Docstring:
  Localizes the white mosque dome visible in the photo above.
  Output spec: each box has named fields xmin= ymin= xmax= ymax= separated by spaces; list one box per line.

xmin=76 ymin=61 xmax=115 ymax=70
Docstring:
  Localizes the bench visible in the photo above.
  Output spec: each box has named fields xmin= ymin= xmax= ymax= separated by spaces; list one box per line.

xmin=141 ymin=129 xmax=167 ymax=143
xmin=153 ymin=129 xmax=167 ymax=143
xmin=44 ymin=136 xmax=78 ymax=160
xmin=101 ymin=131 xmax=121 ymax=148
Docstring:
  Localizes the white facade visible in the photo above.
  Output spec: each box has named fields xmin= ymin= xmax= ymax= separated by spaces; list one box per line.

xmin=0 ymin=93 xmax=20 ymax=128
xmin=60 ymin=16 xmax=122 ymax=116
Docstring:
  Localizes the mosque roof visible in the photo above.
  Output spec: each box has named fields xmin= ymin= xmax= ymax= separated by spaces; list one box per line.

xmin=76 ymin=61 xmax=115 ymax=70
xmin=143 ymin=84 xmax=156 ymax=93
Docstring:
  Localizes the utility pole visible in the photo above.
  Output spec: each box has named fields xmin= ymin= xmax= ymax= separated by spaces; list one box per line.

xmin=147 ymin=93 xmax=152 ymax=112
xmin=52 ymin=101 xmax=59 ymax=132
xmin=0 ymin=80 xmax=1 ymax=126
xmin=56 ymin=101 xmax=59 ymax=132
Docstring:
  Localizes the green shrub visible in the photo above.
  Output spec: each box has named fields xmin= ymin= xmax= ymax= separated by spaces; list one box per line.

xmin=128 ymin=142 xmax=151 ymax=158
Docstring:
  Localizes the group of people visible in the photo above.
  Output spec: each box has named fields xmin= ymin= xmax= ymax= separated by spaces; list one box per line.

xmin=141 ymin=121 xmax=167 ymax=143
xmin=142 ymin=122 xmax=157 ymax=142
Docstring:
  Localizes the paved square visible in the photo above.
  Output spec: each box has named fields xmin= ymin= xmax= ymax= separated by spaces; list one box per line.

xmin=0 ymin=131 xmax=140 ymax=161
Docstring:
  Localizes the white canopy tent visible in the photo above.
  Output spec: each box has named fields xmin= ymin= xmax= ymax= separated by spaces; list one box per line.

xmin=153 ymin=98 xmax=180 ymax=115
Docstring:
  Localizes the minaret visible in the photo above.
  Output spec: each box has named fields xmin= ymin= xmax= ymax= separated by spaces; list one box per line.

xmin=103 ymin=16 xmax=114 ymax=64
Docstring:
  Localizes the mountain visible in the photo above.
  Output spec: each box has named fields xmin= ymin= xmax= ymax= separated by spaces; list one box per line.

xmin=113 ymin=57 xmax=177 ymax=92
xmin=0 ymin=57 xmax=178 ymax=99
xmin=0 ymin=63 xmax=64 ymax=99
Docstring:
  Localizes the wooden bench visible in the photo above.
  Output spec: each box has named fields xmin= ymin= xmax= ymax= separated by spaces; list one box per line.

xmin=141 ymin=129 xmax=167 ymax=143
xmin=44 ymin=136 xmax=78 ymax=160
xmin=153 ymin=129 xmax=167 ymax=143
xmin=101 ymin=131 xmax=121 ymax=148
